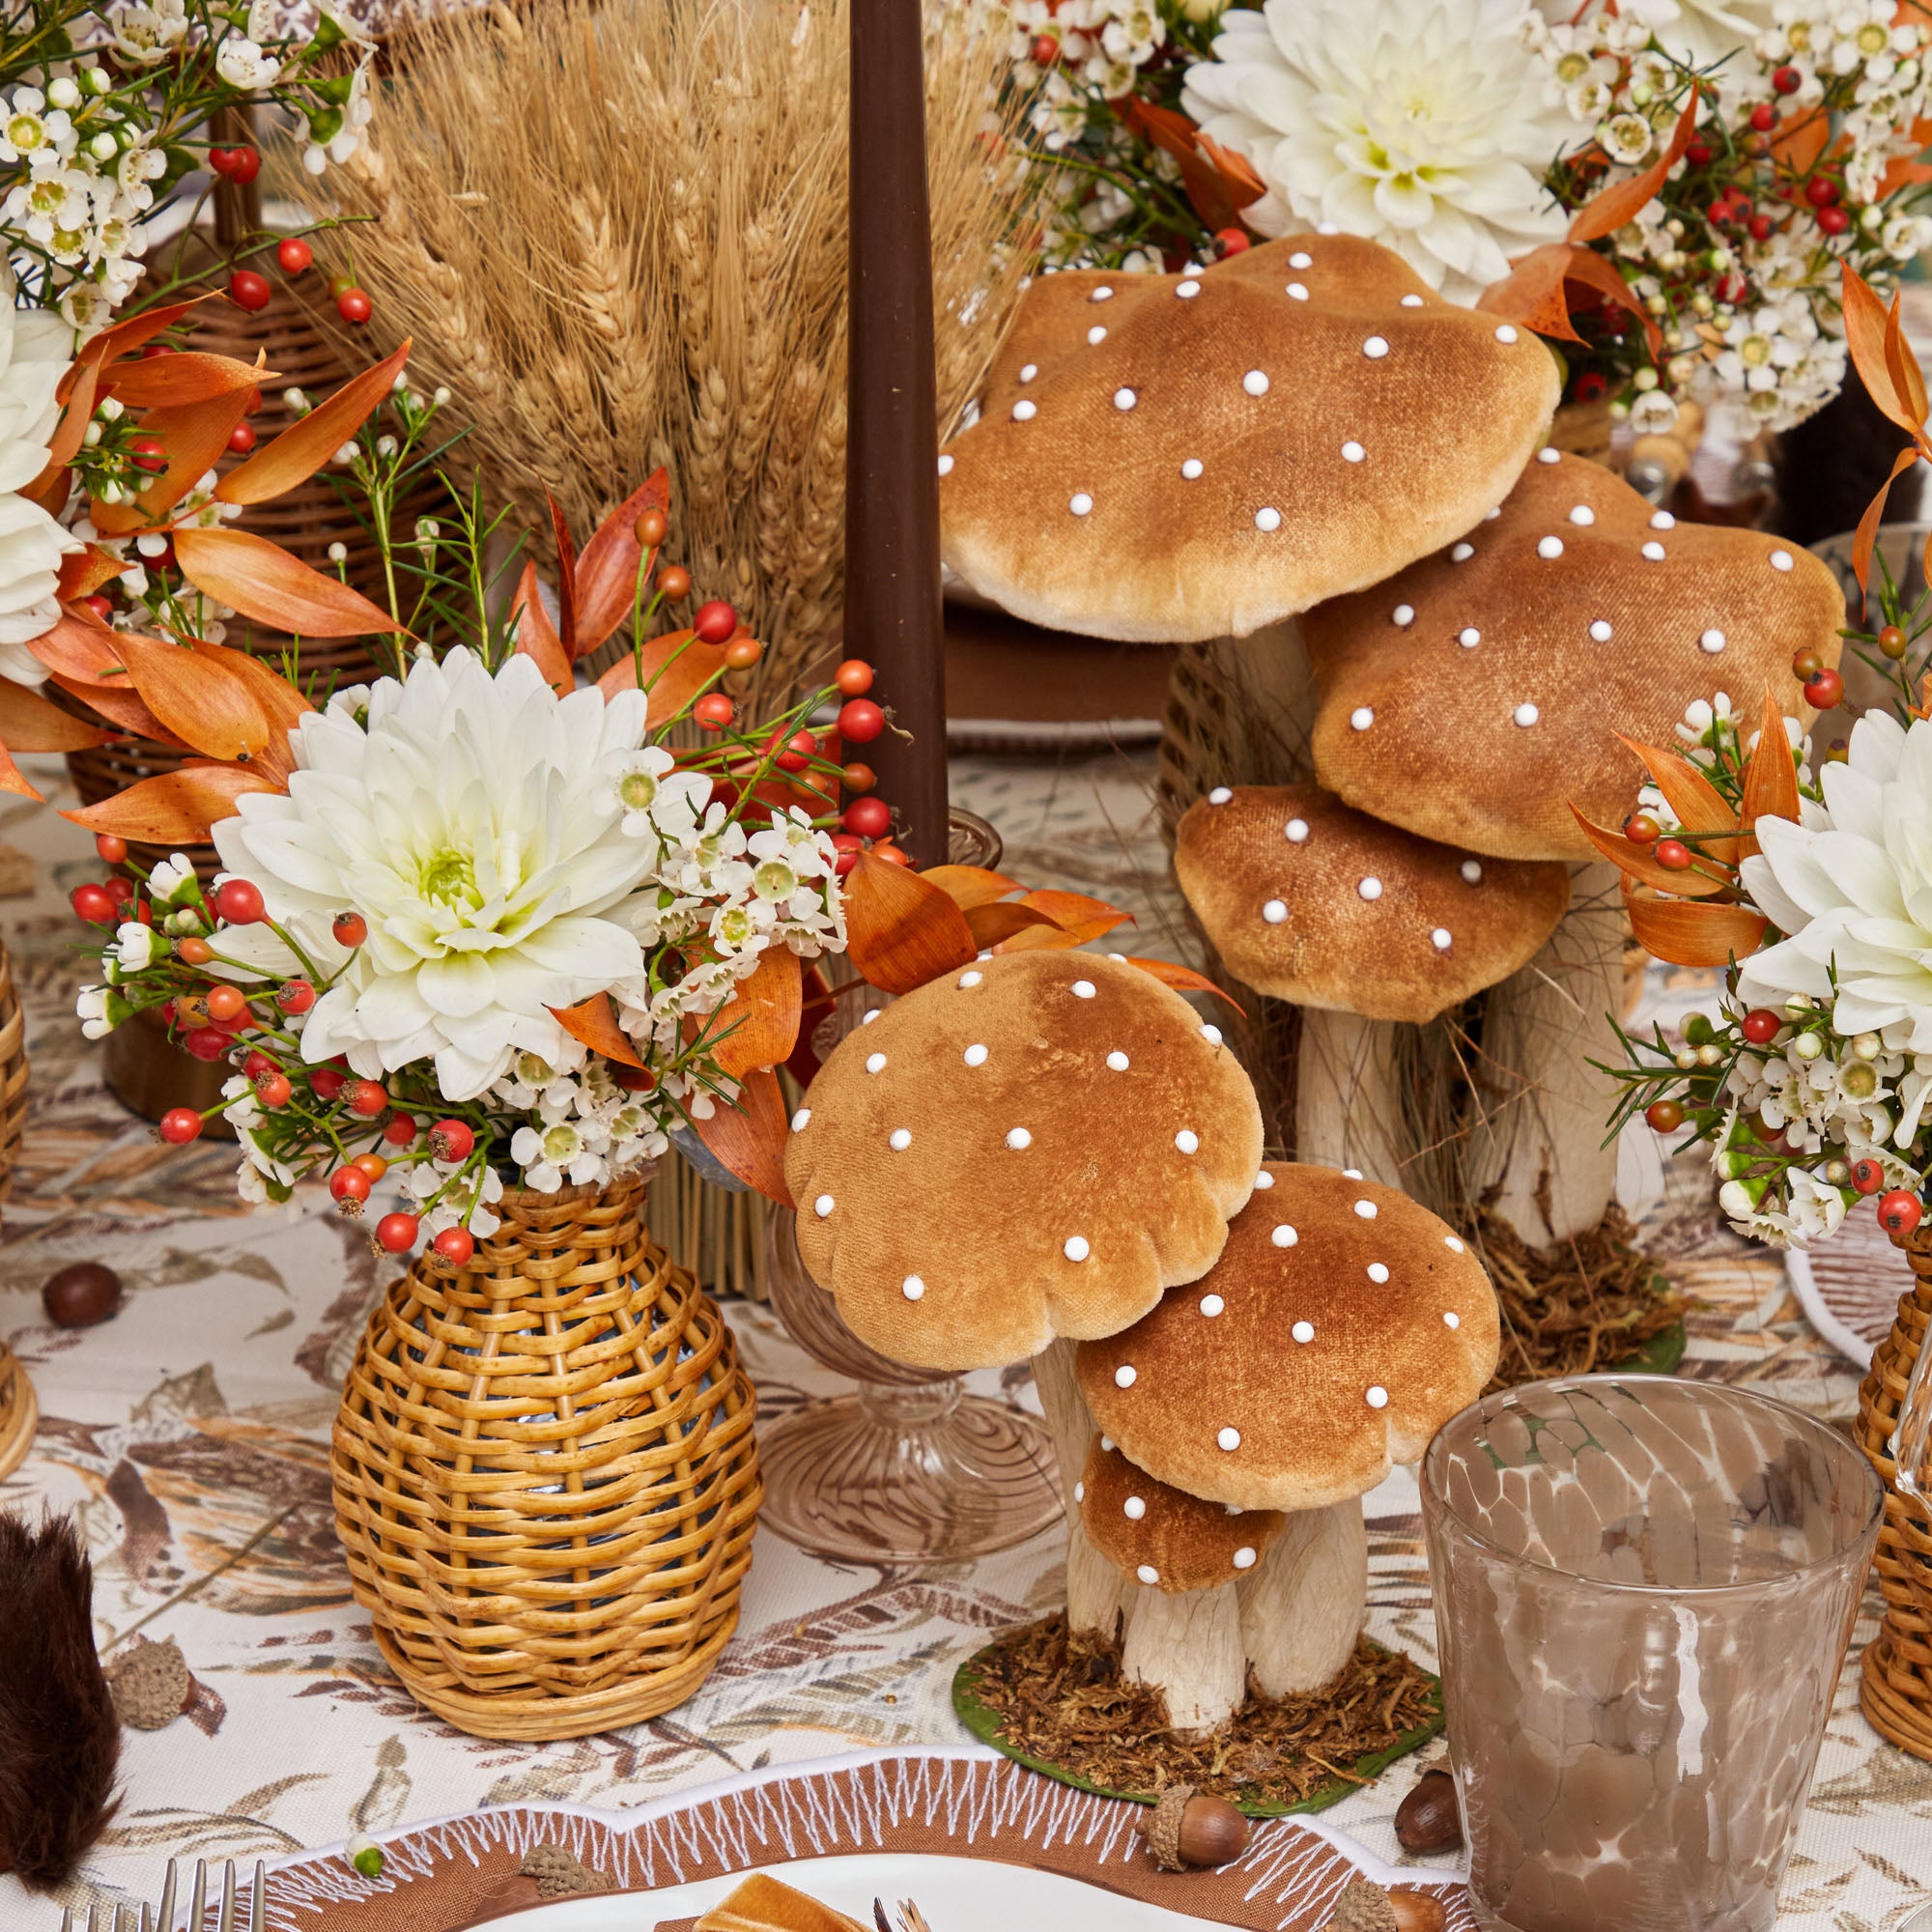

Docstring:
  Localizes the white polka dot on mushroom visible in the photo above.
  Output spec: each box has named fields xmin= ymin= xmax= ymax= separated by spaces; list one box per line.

xmin=1367 ymin=1263 xmax=1390 ymax=1284
xmin=1113 ymin=388 xmax=1136 ymax=412
xmin=1073 ymin=1482 xmax=1084 ymax=1503
xmin=1200 ymin=1024 xmax=1223 ymax=1045
xmin=1286 ymin=282 xmax=1309 ymax=300
xmin=1401 ymin=293 xmax=1423 ymax=306
xmin=866 ymin=1052 xmax=886 ymax=1073
xmin=1123 ymin=1495 xmax=1146 ymax=1520
xmin=1514 ymin=702 xmax=1540 ymax=727
xmin=1011 ymin=400 xmax=1036 ymax=421
xmin=1106 ymin=1050 xmax=1129 ymax=1071
xmin=1393 ymin=604 xmax=1414 ymax=627
xmin=1255 ymin=506 xmax=1282 ymax=532
xmin=1650 ymin=510 xmax=1675 ymax=529
xmin=1243 ymin=369 xmax=1270 ymax=396
xmin=1072 ymin=980 xmax=1096 ymax=999
xmin=1350 ymin=706 xmax=1374 ymax=730
xmin=1263 ymin=898 xmax=1288 ymax=924
xmin=1537 ymin=536 xmax=1563 ymax=559
xmin=1451 ymin=542 xmax=1473 ymax=563
xmin=1771 ymin=549 xmax=1794 ymax=571
xmin=1091 ymin=286 xmax=1113 ymax=301
xmin=1292 ymin=1321 xmax=1315 ymax=1344
xmin=1286 ymin=818 xmax=1309 ymax=842
xmin=1642 ymin=541 xmax=1666 ymax=561
xmin=1700 ymin=628 xmax=1726 ymax=654
xmin=1367 ymin=1386 xmax=1390 ymax=1409
xmin=1272 ymin=1224 xmax=1298 ymax=1247
xmin=1234 ymin=1546 xmax=1257 ymax=1569
xmin=1019 ymin=364 xmax=1037 ymax=382
xmin=1200 ymin=1293 xmax=1224 ymax=1318
xmin=1289 ymin=250 xmax=1312 ymax=268
xmin=1087 ymin=325 xmax=1106 ymax=345
xmin=861 ymin=1009 xmax=881 ymax=1026
xmin=1342 ymin=440 xmax=1366 ymax=463
xmin=813 ymin=1194 xmax=834 ymax=1217
xmin=1462 ymin=861 xmax=1483 ymax=884
xmin=1536 ymin=447 xmax=1560 ymax=465
xmin=1444 ymin=1310 xmax=1462 ymax=1328
xmin=1208 ymin=785 xmax=1232 ymax=804
xmin=1176 ymin=279 xmax=1200 ymax=298
xmin=1495 ymin=324 xmax=1519 ymax=343
xmin=1176 ymin=1129 xmax=1200 ymax=1154
xmin=1459 ymin=627 xmax=1480 ymax=648
xmin=1006 ymin=1127 xmax=1032 ymax=1151
xmin=1115 ymin=1365 xmax=1136 ymax=1388
xmin=1446 ymin=1235 xmax=1465 ymax=1253
xmin=1217 ymin=1427 xmax=1241 ymax=1451
xmin=1354 ymin=1199 xmax=1378 ymax=1219
xmin=1136 ymin=1564 xmax=1159 ymax=1585
xmin=1357 ymin=876 xmax=1382 ymax=901
xmin=1064 ymin=1236 xmax=1091 ymax=1263
xmin=963 ymin=1043 xmax=987 ymax=1067
xmin=959 ymin=970 xmax=981 ymax=987
xmin=936 ymin=454 xmax=952 ymax=477
xmin=791 ymin=1108 xmax=811 ymax=1131
xmin=1432 ymin=927 xmax=1452 ymax=951
xmin=1363 ymin=335 xmax=1388 ymax=359
xmin=1181 ymin=458 xmax=1203 ymax=479
xmin=1590 ymin=619 xmax=1613 ymax=642
xmin=1569 ymin=504 xmax=1595 ymax=526
xmin=1069 ymin=493 xmax=1093 ymax=517
xmin=901 ymin=1275 xmax=923 ymax=1300
xmin=889 ymin=1128 xmax=911 ymax=1151
xmin=1254 ymin=1170 xmax=1274 ymax=1188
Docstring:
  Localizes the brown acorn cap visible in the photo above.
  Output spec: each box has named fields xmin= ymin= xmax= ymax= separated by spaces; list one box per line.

xmin=1173 ymin=783 xmax=1570 ymax=1023
xmin=1078 ymin=1163 xmax=1499 ymax=1512
xmin=1302 ymin=450 xmax=1844 ymax=860
xmin=784 ymin=952 xmax=1264 ymax=1372
xmin=937 ymin=235 xmax=1558 ymax=643
xmin=1079 ymin=1436 xmax=1286 ymax=1593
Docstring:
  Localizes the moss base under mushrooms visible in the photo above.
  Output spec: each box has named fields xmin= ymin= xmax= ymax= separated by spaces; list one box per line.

xmin=1473 ymin=1205 xmax=1689 ymax=1393
xmin=953 ymin=1617 xmax=1440 ymax=1815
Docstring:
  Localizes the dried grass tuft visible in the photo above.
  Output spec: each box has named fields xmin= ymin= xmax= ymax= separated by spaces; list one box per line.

xmin=292 ymin=0 xmax=1039 ymax=695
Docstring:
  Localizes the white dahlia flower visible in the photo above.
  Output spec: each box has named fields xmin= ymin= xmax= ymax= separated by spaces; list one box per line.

xmin=1181 ymin=0 xmax=1573 ymax=301
xmin=0 ymin=280 xmax=81 ymax=675
xmin=213 ymin=647 xmax=671 ymax=1101
xmin=1738 ymin=710 xmax=1932 ymax=1054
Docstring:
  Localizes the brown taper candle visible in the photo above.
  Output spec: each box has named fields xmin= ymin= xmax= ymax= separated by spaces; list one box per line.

xmin=845 ymin=0 xmax=949 ymax=867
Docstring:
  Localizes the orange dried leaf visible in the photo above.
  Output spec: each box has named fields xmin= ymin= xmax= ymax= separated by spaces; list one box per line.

xmin=1567 ymin=805 xmax=1731 ymax=895
xmin=49 ymin=671 xmax=185 ymax=747
xmin=1771 ymin=104 xmax=1832 ymax=175
xmin=106 ymin=629 xmax=271 ymax=763
xmin=711 ymin=947 xmax=804 ymax=1078
xmin=1624 ymin=886 xmax=1769 ymax=968
xmin=1740 ymin=686 xmax=1800 ymax=837
xmin=693 ymin=1066 xmax=794 ymax=1208
xmin=596 ymin=630 xmax=731 ymax=728
xmin=1568 ymin=95 xmax=1700 ymax=242
xmin=546 ymin=492 xmax=579 ymax=662
xmin=508 ymin=560 xmax=572 ymax=696
xmin=32 ymin=611 xmax=126 ymax=684
xmin=549 ymin=991 xmax=646 ymax=1069
xmin=55 ymin=545 xmax=127 ymax=604
xmin=1852 ymin=443 xmax=1921 ymax=598
xmin=63 ymin=763 xmax=279 ymax=841
xmin=1614 ymin=736 xmax=1741 ymax=861
xmin=104 ymin=351 xmax=269 ymax=411
xmin=575 ymin=469 xmax=669 ymax=656
xmin=1886 ymin=289 xmax=1929 ymax=433
xmin=920 ymin=864 xmax=1022 ymax=910
xmin=216 ymin=339 xmax=411 ymax=506
xmin=1119 ymin=955 xmax=1245 ymax=1011
xmin=1018 ymin=888 xmax=1134 ymax=937
xmin=172 ymin=526 xmax=403 ymax=638
xmin=128 ymin=385 xmax=257 ymax=521
xmin=0 ymin=737 xmax=43 ymax=801
xmin=844 ymin=849 xmax=977 ymax=994
xmin=965 ymin=901 xmax=1059 ymax=948
xmin=0 ymin=677 xmax=114 ymax=753
xmin=1842 ymin=263 xmax=1919 ymax=434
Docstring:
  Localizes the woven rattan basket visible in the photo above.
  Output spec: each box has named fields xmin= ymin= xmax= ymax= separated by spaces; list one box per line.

xmin=331 ymin=1174 xmax=762 ymax=1741
xmin=1857 ymin=1219 xmax=1932 ymax=1758
xmin=0 ymin=938 xmax=31 ymax=1477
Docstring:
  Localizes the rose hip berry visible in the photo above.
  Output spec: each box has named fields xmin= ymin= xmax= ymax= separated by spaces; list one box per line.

xmin=375 ymin=1211 xmax=420 ymax=1254
xmin=694 ymin=599 xmax=739 ymax=644
xmin=432 ymin=1227 xmax=475 ymax=1266
xmin=1741 ymin=1008 xmax=1781 ymax=1045
xmin=276 ymin=978 xmax=315 ymax=1014
xmin=838 ymin=698 xmax=886 ymax=744
xmin=348 ymin=1079 xmax=389 ymax=1118
xmin=1879 ymin=1190 xmax=1923 ymax=1237
xmin=842 ymin=795 xmax=892 ymax=840
xmin=215 ymin=878 xmax=266 ymax=924
xmin=329 ymin=1166 xmax=371 ymax=1207
xmin=1645 ymin=1098 xmax=1685 ymax=1133
xmin=332 ymin=910 xmax=368 ymax=948
xmin=158 ymin=1107 xmax=203 ymax=1145
xmin=1852 ymin=1156 xmax=1888 ymax=1195
xmin=228 ymin=270 xmax=271 ymax=312
xmin=71 ymin=882 xmax=116 ymax=924
xmin=276 ymin=237 xmax=313 ymax=275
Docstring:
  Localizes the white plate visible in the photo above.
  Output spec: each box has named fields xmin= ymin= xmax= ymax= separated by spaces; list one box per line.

xmin=469 ymin=1853 xmax=1251 ymax=1930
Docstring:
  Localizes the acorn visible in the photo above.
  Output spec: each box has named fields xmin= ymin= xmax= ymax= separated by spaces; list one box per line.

xmin=1147 ymin=1784 xmax=1249 ymax=1871
xmin=1394 ymin=1767 xmax=1463 ymax=1854
xmin=1325 ymin=1881 xmax=1448 ymax=1932
xmin=42 ymin=1261 xmax=123 ymax=1328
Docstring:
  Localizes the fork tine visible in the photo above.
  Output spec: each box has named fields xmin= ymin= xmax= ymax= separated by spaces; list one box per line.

xmin=248 ymin=1862 xmax=264 ymax=1932
xmin=156 ymin=1859 xmax=177 ymax=1932
xmin=217 ymin=1861 xmax=237 ymax=1932
xmin=59 ymin=1912 xmax=72 ymax=1932
xmin=188 ymin=1861 xmax=207 ymax=1932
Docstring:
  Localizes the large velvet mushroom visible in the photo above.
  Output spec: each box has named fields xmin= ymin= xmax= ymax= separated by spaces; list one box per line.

xmin=1076 ymin=1162 xmax=1499 ymax=1735
xmin=1300 ymin=450 xmax=1844 ymax=1239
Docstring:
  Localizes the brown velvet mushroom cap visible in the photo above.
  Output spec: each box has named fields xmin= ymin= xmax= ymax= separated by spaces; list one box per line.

xmin=937 ymin=235 xmax=1559 ymax=643
xmin=1080 ymin=1436 xmax=1285 ymax=1594
xmin=1173 ymin=783 xmax=1570 ymax=1023
xmin=784 ymin=952 xmax=1264 ymax=1372
xmin=1302 ymin=450 xmax=1844 ymax=861
xmin=1078 ymin=1163 xmax=1499 ymax=1512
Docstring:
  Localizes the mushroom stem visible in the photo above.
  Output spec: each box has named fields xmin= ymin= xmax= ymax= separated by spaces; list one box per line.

xmin=1120 ymin=1579 xmax=1246 ymax=1735
xmin=1465 ymin=862 xmax=1624 ymax=1244
xmin=1293 ymin=1008 xmax=1407 ymax=1189
xmin=1236 ymin=1499 xmax=1367 ymax=1696
xmin=1033 ymin=1340 xmax=1130 ymax=1638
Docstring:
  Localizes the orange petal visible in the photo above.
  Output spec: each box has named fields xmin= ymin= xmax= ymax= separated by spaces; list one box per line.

xmin=1567 ymin=804 xmax=1732 ymax=896
xmin=575 ymin=469 xmax=670 ymax=656
xmin=549 ymin=990 xmax=647 ymax=1069
xmin=172 ymin=526 xmax=403 ymax=638
xmin=1118 ymin=955 xmax=1245 ymax=1011
xmin=55 ymin=545 xmax=128 ymax=604
xmin=918 ymin=864 xmax=1021 ymax=910
xmin=31 ymin=610 xmax=126 ymax=683
xmin=215 ymin=340 xmax=411 ymax=506
xmin=1843 ymin=262 xmax=1918 ymax=434
xmin=0 ymin=676 xmax=115 ymax=753
xmin=1018 ymin=888 xmax=1134 ymax=937
xmin=106 ymin=629 xmax=271 ymax=764
xmin=509 ymin=559 xmax=572 ymax=696
xmin=843 ymin=849 xmax=977 ymax=994
xmin=126 ymin=385 xmax=258 ymax=522
xmin=1624 ymin=885 xmax=1769 ymax=968
xmin=62 ymin=763 xmax=280 ymax=841
xmin=105 ymin=351 xmax=270 ymax=411
xmin=1568 ymin=95 xmax=1700 ymax=242
xmin=1740 ymin=685 xmax=1800 ymax=844
xmin=709 ymin=948 xmax=803 ymax=1078
xmin=693 ymin=1066 xmax=794 ymax=1207
xmin=964 ymin=901 xmax=1058 ymax=948
xmin=49 ymin=670 xmax=185 ymax=748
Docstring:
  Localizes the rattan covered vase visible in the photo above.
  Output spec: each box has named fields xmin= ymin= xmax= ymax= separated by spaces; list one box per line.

xmin=0 ymin=936 xmax=32 ymax=1479
xmin=331 ymin=1174 xmax=762 ymax=1741
xmin=1857 ymin=1220 xmax=1932 ymax=1758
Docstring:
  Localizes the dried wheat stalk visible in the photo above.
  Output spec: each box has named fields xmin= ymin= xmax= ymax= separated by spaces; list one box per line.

xmin=291 ymin=0 xmax=1039 ymax=696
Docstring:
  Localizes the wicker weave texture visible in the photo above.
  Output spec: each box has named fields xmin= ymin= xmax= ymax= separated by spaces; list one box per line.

xmin=1858 ymin=1223 xmax=1932 ymax=1759
xmin=0 ymin=1341 xmax=35 ymax=1480
xmin=0 ymin=938 xmax=28 ymax=1199
xmin=331 ymin=1176 xmax=763 ymax=1741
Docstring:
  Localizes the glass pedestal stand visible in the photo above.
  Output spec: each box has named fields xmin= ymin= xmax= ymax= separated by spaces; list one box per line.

xmin=757 ymin=1205 xmax=1063 ymax=1565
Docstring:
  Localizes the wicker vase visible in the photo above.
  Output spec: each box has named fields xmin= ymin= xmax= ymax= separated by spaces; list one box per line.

xmin=0 ymin=936 xmax=32 ymax=1480
xmin=330 ymin=1174 xmax=761 ymax=1741
xmin=1857 ymin=1221 xmax=1932 ymax=1758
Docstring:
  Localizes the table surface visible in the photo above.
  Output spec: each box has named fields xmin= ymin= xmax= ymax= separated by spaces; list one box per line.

xmin=2 ymin=761 xmax=1930 ymax=1931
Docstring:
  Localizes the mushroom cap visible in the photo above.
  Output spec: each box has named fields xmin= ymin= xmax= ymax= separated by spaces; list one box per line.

xmin=1078 ymin=1163 xmax=1499 ymax=1512
xmin=1174 ymin=783 xmax=1570 ymax=1022
xmin=1079 ymin=1435 xmax=1285 ymax=1593
xmin=937 ymin=235 xmax=1559 ymax=644
xmin=784 ymin=952 xmax=1264 ymax=1372
xmin=1303 ymin=450 xmax=1844 ymax=861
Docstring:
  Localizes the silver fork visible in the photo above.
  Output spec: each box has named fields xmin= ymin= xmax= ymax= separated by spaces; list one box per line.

xmin=60 ymin=1858 xmax=266 ymax=1932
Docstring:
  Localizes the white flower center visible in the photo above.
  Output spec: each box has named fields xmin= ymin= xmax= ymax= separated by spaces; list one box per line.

xmin=753 ymin=857 xmax=799 ymax=902
xmin=416 ymin=845 xmax=483 ymax=909
xmin=619 ymin=770 xmax=659 ymax=811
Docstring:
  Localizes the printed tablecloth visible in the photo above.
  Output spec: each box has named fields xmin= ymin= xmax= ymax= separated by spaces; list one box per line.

xmin=1 ymin=763 xmax=1930 ymax=1931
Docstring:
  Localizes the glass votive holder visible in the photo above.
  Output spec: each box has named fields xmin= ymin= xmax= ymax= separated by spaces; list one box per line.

xmin=1421 ymin=1375 xmax=1882 ymax=1932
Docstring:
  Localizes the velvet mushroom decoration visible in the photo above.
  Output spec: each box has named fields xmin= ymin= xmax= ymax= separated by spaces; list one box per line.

xmin=784 ymin=948 xmax=1264 ymax=1639
xmin=1302 ymin=450 xmax=1844 ymax=1240
xmin=1175 ymin=784 xmax=1568 ymax=1184
xmin=937 ymin=233 xmax=1559 ymax=643
xmin=1077 ymin=1163 xmax=1499 ymax=1735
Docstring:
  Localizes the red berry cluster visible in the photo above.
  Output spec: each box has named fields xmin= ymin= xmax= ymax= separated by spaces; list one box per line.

xmin=227 ymin=246 xmax=371 ymax=326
